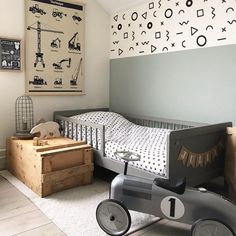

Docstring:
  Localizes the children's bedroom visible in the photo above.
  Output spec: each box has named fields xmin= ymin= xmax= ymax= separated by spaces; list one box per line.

xmin=1 ymin=0 xmax=236 ymax=235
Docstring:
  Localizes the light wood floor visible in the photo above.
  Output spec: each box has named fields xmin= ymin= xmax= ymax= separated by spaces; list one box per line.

xmin=0 ymin=175 xmax=65 ymax=236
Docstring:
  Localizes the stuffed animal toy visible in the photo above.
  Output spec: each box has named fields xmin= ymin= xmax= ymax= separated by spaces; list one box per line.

xmin=30 ymin=121 xmax=60 ymax=139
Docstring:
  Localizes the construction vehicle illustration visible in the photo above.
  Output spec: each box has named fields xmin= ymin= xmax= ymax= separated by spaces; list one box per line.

xmin=53 ymin=58 xmax=71 ymax=70
xmin=72 ymin=15 xmax=82 ymax=22
xmin=52 ymin=9 xmax=67 ymax=18
xmin=29 ymin=76 xmax=47 ymax=85
xmin=54 ymin=78 xmax=63 ymax=85
xmin=51 ymin=38 xmax=61 ymax=48
xmin=68 ymin=33 xmax=81 ymax=51
xmin=29 ymin=4 xmax=46 ymax=15
xmin=70 ymin=58 xmax=82 ymax=86
xmin=27 ymin=21 xmax=64 ymax=68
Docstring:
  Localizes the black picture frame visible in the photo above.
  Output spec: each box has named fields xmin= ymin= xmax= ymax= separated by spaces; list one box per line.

xmin=0 ymin=37 xmax=22 ymax=71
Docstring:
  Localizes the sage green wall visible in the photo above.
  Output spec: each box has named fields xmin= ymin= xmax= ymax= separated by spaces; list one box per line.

xmin=110 ymin=44 xmax=236 ymax=124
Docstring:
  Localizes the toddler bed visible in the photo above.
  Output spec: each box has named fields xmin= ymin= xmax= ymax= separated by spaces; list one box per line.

xmin=54 ymin=108 xmax=232 ymax=186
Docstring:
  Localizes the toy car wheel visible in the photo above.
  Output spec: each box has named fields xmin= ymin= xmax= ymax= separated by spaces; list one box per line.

xmin=191 ymin=219 xmax=235 ymax=236
xmin=96 ymin=199 xmax=131 ymax=236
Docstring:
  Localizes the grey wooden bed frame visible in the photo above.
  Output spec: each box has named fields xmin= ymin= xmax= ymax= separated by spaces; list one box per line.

xmin=53 ymin=108 xmax=232 ymax=186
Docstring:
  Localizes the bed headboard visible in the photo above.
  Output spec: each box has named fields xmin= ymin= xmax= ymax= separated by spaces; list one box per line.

xmin=123 ymin=113 xmax=206 ymax=130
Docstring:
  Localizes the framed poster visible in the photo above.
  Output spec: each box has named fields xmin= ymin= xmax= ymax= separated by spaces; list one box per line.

xmin=25 ymin=0 xmax=85 ymax=95
xmin=0 ymin=38 xmax=22 ymax=71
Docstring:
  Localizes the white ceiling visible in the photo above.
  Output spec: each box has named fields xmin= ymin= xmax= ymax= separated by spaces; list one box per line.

xmin=96 ymin=0 xmax=148 ymax=14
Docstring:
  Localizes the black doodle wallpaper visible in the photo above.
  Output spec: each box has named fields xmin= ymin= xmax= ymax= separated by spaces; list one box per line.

xmin=110 ymin=0 xmax=236 ymax=59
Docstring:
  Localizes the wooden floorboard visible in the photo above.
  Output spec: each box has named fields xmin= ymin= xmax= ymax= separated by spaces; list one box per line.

xmin=0 ymin=198 xmax=37 ymax=221
xmin=0 ymin=186 xmax=28 ymax=205
xmin=0 ymin=176 xmax=65 ymax=236
xmin=0 ymin=209 xmax=51 ymax=236
xmin=13 ymin=223 xmax=66 ymax=236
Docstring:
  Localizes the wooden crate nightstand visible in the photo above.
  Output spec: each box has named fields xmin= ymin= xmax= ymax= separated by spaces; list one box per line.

xmin=6 ymin=137 xmax=94 ymax=197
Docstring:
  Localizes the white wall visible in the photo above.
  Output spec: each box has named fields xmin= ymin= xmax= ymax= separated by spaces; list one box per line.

xmin=0 ymin=0 xmax=110 ymax=149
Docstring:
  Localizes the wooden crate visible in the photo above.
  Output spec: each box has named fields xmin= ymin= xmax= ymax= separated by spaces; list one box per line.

xmin=6 ymin=137 xmax=94 ymax=197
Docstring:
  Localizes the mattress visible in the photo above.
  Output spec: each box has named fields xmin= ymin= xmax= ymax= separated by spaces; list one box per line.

xmin=68 ymin=112 xmax=171 ymax=177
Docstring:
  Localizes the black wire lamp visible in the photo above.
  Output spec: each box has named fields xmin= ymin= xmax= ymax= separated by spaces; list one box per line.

xmin=15 ymin=95 xmax=34 ymax=137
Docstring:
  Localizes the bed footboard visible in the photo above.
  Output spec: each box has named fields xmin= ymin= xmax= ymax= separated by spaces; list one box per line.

xmin=54 ymin=114 xmax=106 ymax=157
xmin=168 ymin=122 xmax=232 ymax=186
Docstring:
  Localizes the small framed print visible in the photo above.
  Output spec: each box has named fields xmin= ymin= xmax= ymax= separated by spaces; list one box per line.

xmin=0 ymin=37 xmax=23 ymax=71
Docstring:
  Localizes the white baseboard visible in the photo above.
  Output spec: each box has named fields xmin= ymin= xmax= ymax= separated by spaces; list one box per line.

xmin=0 ymin=149 xmax=6 ymax=170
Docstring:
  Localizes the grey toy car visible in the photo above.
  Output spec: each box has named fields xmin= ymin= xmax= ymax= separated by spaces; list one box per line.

xmin=96 ymin=151 xmax=236 ymax=236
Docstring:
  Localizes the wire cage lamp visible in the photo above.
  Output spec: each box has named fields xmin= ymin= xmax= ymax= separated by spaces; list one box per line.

xmin=15 ymin=95 xmax=34 ymax=136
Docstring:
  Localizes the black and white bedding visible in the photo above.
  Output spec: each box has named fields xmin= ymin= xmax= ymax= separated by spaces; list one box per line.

xmin=69 ymin=112 xmax=171 ymax=177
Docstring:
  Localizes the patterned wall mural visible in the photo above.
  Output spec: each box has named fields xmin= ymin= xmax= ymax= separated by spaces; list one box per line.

xmin=110 ymin=0 xmax=236 ymax=59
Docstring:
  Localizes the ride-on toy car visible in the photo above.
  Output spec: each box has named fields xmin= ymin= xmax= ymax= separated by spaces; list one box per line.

xmin=96 ymin=151 xmax=236 ymax=236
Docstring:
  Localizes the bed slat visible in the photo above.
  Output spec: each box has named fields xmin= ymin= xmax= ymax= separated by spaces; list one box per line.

xmin=90 ymin=127 xmax=93 ymax=147
xmin=80 ymin=125 xmax=82 ymax=140
xmin=95 ymin=129 xmax=98 ymax=150
xmin=75 ymin=124 xmax=78 ymax=140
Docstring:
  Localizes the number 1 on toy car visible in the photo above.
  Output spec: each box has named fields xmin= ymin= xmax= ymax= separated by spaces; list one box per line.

xmin=169 ymin=198 xmax=176 ymax=217
xmin=161 ymin=196 xmax=185 ymax=220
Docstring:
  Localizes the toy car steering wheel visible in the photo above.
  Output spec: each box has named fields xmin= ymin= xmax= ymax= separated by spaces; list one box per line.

xmin=114 ymin=151 xmax=141 ymax=162
xmin=114 ymin=151 xmax=141 ymax=175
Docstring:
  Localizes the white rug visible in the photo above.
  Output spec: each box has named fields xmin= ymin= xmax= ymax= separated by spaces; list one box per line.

xmin=0 ymin=171 xmax=159 ymax=236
